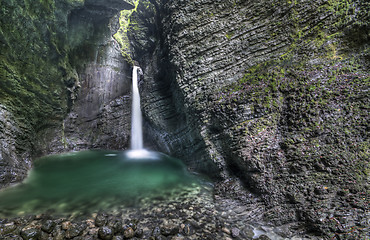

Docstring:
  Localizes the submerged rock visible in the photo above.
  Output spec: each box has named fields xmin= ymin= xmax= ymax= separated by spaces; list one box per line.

xmin=0 ymin=0 xmax=368 ymax=239
xmin=41 ymin=220 xmax=56 ymax=234
xmin=98 ymin=226 xmax=114 ymax=240
xmin=20 ymin=227 xmax=40 ymax=240
xmin=0 ymin=222 xmax=17 ymax=235
xmin=95 ymin=213 xmax=108 ymax=227
xmin=123 ymin=226 xmax=135 ymax=239
xmin=231 ymin=227 xmax=240 ymax=238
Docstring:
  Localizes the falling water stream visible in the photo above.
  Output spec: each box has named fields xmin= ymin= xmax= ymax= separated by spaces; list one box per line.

xmin=0 ymin=66 xmax=204 ymax=217
xmin=131 ymin=66 xmax=143 ymax=150
xmin=0 ymin=67 xmax=285 ymax=239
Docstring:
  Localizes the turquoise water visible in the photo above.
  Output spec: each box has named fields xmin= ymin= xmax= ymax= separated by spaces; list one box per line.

xmin=0 ymin=150 xmax=206 ymax=217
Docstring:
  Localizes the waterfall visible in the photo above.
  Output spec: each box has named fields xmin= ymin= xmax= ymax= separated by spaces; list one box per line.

xmin=131 ymin=66 xmax=143 ymax=150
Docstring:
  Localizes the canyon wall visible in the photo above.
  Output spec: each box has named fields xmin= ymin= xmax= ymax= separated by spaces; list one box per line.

xmin=0 ymin=0 xmax=368 ymax=238
xmin=0 ymin=0 xmax=134 ymax=188
xmin=123 ymin=0 xmax=369 ymax=237
xmin=36 ymin=9 xmax=133 ymax=154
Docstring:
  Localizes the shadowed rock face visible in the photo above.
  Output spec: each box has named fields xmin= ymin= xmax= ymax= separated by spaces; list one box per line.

xmin=0 ymin=0 xmax=133 ymax=188
xmin=85 ymin=0 xmax=134 ymax=12
xmin=37 ymin=2 xmax=136 ymax=153
xmin=59 ymin=15 xmax=132 ymax=152
xmin=0 ymin=106 xmax=32 ymax=187
xmin=123 ymin=0 xmax=369 ymax=237
xmin=74 ymin=0 xmax=134 ymax=24
xmin=0 ymin=0 xmax=368 ymax=238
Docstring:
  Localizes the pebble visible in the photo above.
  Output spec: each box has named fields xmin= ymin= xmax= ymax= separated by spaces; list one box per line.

xmin=156 ymin=235 xmax=167 ymax=240
xmin=98 ymin=226 xmax=114 ymax=240
xmin=123 ymin=226 xmax=135 ymax=238
xmin=20 ymin=227 xmax=40 ymax=240
xmin=182 ymin=222 xmax=194 ymax=235
xmin=256 ymin=235 xmax=271 ymax=240
xmin=152 ymin=226 xmax=161 ymax=237
xmin=231 ymin=227 xmax=240 ymax=237
xmin=95 ymin=213 xmax=108 ymax=227
xmin=61 ymin=221 xmax=72 ymax=230
xmin=234 ymin=206 xmax=247 ymax=214
xmin=111 ymin=219 xmax=123 ymax=234
xmin=0 ymin=222 xmax=16 ymax=235
xmin=65 ymin=223 xmax=83 ymax=239
xmin=161 ymin=223 xmax=179 ymax=236
xmin=221 ymin=227 xmax=231 ymax=235
xmin=135 ymin=228 xmax=144 ymax=238
xmin=41 ymin=219 xmax=56 ymax=233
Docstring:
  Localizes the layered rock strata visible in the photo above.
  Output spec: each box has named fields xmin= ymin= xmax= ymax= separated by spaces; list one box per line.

xmin=123 ymin=0 xmax=369 ymax=238
xmin=0 ymin=0 xmax=368 ymax=238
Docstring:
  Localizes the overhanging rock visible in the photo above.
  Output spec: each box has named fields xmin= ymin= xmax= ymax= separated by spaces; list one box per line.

xmin=84 ymin=0 xmax=134 ymax=19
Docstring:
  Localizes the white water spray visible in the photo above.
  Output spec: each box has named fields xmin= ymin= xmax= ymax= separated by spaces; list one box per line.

xmin=131 ymin=66 xmax=143 ymax=150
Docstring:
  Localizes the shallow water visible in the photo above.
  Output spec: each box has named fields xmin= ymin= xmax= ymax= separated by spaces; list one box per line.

xmin=0 ymin=150 xmax=293 ymax=239
xmin=0 ymin=150 xmax=209 ymax=217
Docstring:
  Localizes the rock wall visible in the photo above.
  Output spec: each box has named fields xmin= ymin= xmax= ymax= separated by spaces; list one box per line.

xmin=114 ymin=0 xmax=222 ymax=176
xmin=0 ymin=0 xmax=368 ymax=237
xmin=122 ymin=0 xmax=369 ymax=237
xmin=1 ymin=0 xmax=70 ymax=188
xmin=36 ymin=12 xmax=133 ymax=154
xmin=0 ymin=0 xmax=134 ymax=188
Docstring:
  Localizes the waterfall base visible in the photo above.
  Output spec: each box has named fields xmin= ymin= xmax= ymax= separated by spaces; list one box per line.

xmin=124 ymin=149 xmax=161 ymax=160
xmin=0 ymin=151 xmax=304 ymax=239
xmin=0 ymin=150 xmax=199 ymax=217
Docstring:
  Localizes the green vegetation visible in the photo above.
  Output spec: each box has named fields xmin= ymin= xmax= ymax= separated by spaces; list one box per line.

xmin=214 ymin=60 xmax=285 ymax=112
xmin=278 ymin=0 xmax=368 ymax=61
xmin=225 ymin=31 xmax=234 ymax=40
xmin=113 ymin=0 xmax=140 ymax=65
xmin=0 ymin=0 xmax=75 ymax=140
xmin=214 ymin=0 xmax=368 ymax=114
xmin=211 ymin=4 xmax=369 ymax=231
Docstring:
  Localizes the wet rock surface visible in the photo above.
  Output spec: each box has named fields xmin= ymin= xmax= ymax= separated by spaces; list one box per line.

xmin=0 ymin=0 xmax=368 ymax=239
xmin=36 ymin=1 xmax=133 ymax=155
xmin=123 ymin=0 xmax=369 ymax=239
xmin=0 ymin=182 xmax=319 ymax=239
xmin=0 ymin=105 xmax=32 ymax=188
xmin=0 ymin=0 xmax=134 ymax=188
xmin=0 ymin=0 xmax=70 ymax=188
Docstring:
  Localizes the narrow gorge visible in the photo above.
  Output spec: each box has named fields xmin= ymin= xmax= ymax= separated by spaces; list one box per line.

xmin=0 ymin=0 xmax=368 ymax=239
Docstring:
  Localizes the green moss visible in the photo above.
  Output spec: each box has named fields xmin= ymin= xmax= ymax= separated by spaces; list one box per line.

xmin=113 ymin=0 xmax=140 ymax=65
xmin=225 ymin=31 xmax=234 ymax=40
xmin=215 ymin=59 xmax=287 ymax=113
xmin=277 ymin=0 xmax=368 ymax=63
xmin=0 ymin=0 xmax=80 ymax=139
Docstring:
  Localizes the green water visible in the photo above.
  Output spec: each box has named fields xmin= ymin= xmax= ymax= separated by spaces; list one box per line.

xmin=0 ymin=150 xmax=206 ymax=217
